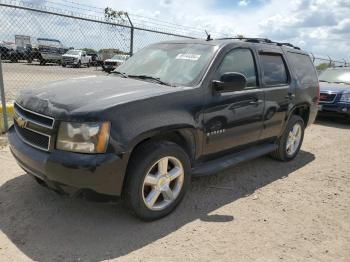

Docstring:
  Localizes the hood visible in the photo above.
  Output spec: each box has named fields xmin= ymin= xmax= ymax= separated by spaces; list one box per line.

xmin=62 ymin=54 xmax=79 ymax=58
xmin=16 ymin=75 xmax=179 ymax=118
xmin=320 ymin=82 xmax=350 ymax=93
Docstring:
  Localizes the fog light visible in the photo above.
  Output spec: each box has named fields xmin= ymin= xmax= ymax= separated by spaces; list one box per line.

xmin=342 ymin=108 xmax=348 ymax=112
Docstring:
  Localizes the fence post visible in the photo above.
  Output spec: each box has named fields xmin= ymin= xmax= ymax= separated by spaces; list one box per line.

xmin=0 ymin=57 xmax=9 ymax=133
xmin=126 ymin=13 xmax=134 ymax=56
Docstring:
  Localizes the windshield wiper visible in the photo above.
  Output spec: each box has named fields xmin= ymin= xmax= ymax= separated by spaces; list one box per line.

xmin=128 ymin=74 xmax=174 ymax=86
xmin=319 ymin=80 xmax=329 ymax=83
xmin=110 ymin=71 xmax=128 ymax=78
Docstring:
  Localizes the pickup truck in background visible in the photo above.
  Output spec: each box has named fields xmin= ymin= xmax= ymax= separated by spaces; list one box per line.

xmin=28 ymin=38 xmax=68 ymax=65
xmin=102 ymin=54 xmax=129 ymax=72
xmin=62 ymin=50 xmax=91 ymax=68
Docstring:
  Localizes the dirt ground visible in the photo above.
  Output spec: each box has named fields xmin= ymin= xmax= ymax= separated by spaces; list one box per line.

xmin=0 ymin=117 xmax=349 ymax=262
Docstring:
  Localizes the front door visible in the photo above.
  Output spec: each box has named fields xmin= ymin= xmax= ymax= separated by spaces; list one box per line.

xmin=203 ymin=48 xmax=265 ymax=155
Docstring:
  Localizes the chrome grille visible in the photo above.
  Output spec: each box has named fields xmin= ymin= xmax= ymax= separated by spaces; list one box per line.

xmin=104 ymin=61 xmax=117 ymax=66
xmin=62 ymin=57 xmax=75 ymax=63
xmin=13 ymin=103 xmax=54 ymax=151
xmin=14 ymin=122 xmax=50 ymax=151
xmin=319 ymin=93 xmax=337 ymax=103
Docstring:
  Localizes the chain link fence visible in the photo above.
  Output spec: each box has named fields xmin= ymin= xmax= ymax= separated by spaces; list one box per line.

xmin=0 ymin=0 xmax=195 ymax=132
xmin=0 ymin=0 xmax=349 ymax=132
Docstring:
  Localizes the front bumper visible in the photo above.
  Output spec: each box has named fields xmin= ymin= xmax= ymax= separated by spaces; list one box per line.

xmin=318 ymin=103 xmax=350 ymax=116
xmin=8 ymin=126 xmax=127 ymax=196
xmin=41 ymin=53 xmax=62 ymax=61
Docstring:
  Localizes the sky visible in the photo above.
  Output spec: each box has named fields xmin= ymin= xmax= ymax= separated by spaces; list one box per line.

xmin=1 ymin=0 xmax=349 ymax=62
xmin=86 ymin=0 xmax=350 ymax=61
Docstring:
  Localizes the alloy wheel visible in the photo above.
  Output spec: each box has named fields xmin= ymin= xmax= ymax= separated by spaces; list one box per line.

xmin=142 ymin=156 xmax=184 ymax=211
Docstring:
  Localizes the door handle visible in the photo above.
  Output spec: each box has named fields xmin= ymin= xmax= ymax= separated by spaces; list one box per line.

xmin=249 ymin=100 xmax=261 ymax=105
xmin=285 ymin=93 xmax=295 ymax=99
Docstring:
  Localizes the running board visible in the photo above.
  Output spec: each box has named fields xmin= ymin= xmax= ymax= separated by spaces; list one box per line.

xmin=191 ymin=143 xmax=278 ymax=177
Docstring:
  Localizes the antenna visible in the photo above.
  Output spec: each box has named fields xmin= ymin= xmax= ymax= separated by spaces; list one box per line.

xmin=205 ymin=30 xmax=212 ymax=41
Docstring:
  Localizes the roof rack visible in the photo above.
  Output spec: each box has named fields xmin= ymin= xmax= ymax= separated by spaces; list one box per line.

xmin=216 ymin=37 xmax=301 ymax=50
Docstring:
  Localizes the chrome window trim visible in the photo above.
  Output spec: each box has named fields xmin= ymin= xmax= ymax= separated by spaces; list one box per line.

xmin=14 ymin=102 xmax=55 ymax=129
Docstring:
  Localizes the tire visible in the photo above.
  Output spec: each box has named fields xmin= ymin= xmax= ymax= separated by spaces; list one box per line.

xmin=62 ymin=64 xmax=66 ymax=67
xmin=87 ymin=62 xmax=90 ymax=68
xmin=76 ymin=61 xmax=81 ymax=68
xmin=270 ymin=115 xmax=305 ymax=161
xmin=124 ymin=141 xmax=191 ymax=221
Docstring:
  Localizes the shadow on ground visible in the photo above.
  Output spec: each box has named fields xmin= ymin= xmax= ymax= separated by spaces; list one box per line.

xmin=0 ymin=151 xmax=315 ymax=261
xmin=315 ymin=115 xmax=350 ymax=129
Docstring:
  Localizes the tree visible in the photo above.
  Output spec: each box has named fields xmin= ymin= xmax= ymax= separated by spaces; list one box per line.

xmin=104 ymin=7 xmax=128 ymax=23
xmin=316 ymin=63 xmax=333 ymax=71
xmin=82 ymin=48 xmax=97 ymax=54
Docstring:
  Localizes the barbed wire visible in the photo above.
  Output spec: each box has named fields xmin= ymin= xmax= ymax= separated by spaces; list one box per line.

xmin=0 ymin=0 xmax=348 ymax=64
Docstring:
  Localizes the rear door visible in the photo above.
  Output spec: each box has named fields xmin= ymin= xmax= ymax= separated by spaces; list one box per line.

xmin=203 ymin=47 xmax=265 ymax=155
xmin=258 ymin=50 xmax=292 ymax=140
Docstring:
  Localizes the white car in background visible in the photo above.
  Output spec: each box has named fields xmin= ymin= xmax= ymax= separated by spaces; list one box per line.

xmin=62 ymin=50 xmax=91 ymax=68
xmin=102 ymin=54 xmax=130 ymax=72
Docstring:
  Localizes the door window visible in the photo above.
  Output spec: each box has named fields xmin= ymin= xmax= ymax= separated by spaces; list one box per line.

xmin=217 ymin=48 xmax=258 ymax=89
xmin=260 ymin=54 xmax=288 ymax=86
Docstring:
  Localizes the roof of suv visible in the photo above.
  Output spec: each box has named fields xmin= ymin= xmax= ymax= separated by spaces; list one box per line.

xmin=159 ymin=38 xmax=309 ymax=56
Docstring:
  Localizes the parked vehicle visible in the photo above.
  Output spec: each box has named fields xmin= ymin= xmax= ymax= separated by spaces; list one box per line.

xmin=0 ymin=42 xmax=17 ymax=62
xmin=102 ymin=54 xmax=129 ymax=72
xmin=62 ymin=50 xmax=91 ymax=68
xmin=318 ymin=67 xmax=350 ymax=119
xmin=87 ymin=52 xmax=102 ymax=67
xmin=29 ymin=38 xmax=68 ymax=65
xmin=9 ymin=38 xmax=319 ymax=220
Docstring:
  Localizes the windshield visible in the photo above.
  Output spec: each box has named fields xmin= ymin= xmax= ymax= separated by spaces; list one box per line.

xmin=319 ymin=69 xmax=350 ymax=85
xmin=111 ymin=54 xmax=128 ymax=60
xmin=116 ymin=43 xmax=216 ymax=87
xmin=66 ymin=50 xmax=81 ymax=55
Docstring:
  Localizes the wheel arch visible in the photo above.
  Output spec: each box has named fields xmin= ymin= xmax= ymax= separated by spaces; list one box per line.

xmin=281 ymin=103 xmax=310 ymax=137
xmin=121 ymin=126 xmax=199 ymax=195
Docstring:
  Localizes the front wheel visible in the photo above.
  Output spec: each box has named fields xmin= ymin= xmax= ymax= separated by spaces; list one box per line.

xmin=270 ymin=115 xmax=305 ymax=161
xmin=124 ymin=141 xmax=191 ymax=220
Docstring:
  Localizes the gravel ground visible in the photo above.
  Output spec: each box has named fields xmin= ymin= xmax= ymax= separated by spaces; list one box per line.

xmin=0 ymin=117 xmax=349 ymax=262
xmin=1 ymin=62 xmax=106 ymax=101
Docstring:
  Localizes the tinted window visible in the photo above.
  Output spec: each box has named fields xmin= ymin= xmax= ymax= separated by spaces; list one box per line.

xmin=260 ymin=54 xmax=288 ymax=86
xmin=217 ymin=49 xmax=258 ymax=88
xmin=287 ymin=52 xmax=318 ymax=85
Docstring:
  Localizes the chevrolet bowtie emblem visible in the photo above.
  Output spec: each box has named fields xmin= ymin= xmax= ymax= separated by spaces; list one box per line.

xmin=15 ymin=116 xmax=27 ymax=128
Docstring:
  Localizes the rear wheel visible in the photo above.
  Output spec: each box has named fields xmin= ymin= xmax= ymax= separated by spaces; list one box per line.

xmin=270 ymin=115 xmax=304 ymax=161
xmin=124 ymin=141 xmax=191 ymax=220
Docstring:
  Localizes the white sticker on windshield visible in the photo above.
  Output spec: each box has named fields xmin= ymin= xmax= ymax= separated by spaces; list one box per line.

xmin=176 ymin=54 xmax=201 ymax=61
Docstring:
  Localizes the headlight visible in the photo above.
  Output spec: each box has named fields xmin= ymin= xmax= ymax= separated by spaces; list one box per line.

xmin=56 ymin=122 xmax=110 ymax=153
xmin=340 ymin=93 xmax=350 ymax=103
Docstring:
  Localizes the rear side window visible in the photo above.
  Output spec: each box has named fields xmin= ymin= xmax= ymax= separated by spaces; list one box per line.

xmin=260 ymin=54 xmax=288 ymax=86
xmin=286 ymin=52 xmax=318 ymax=85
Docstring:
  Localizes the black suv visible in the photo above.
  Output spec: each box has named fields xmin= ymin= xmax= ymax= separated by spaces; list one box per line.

xmin=8 ymin=38 xmax=319 ymax=220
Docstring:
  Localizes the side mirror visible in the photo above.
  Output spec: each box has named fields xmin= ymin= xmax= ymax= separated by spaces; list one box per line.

xmin=213 ymin=72 xmax=247 ymax=93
